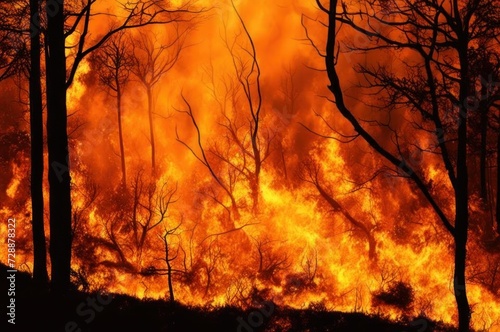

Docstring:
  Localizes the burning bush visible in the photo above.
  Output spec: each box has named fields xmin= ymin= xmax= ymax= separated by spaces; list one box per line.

xmin=283 ymin=272 xmax=316 ymax=295
xmin=372 ymin=281 xmax=414 ymax=310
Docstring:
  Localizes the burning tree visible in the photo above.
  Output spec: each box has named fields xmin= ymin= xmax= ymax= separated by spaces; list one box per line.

xmin=92 ymin=32 xmax=134 ymax=189
xmin=130 ymin=26 xmax=190 ymax=175
xmin=252 ymin=236 xmax=291 ymax=283
xmin=467 ymin=46 xmax=500 ymax=237
xmin=176 ymin=97 xmax=243 ymax=224
xmin=0 ymin=0 xmax=49 ymax=286
xmin=28 ymin=0 xmax=49 ymax=287
xmin=216 ymin=0 xmax=273 ymax=212
xmin=42 ymin=0 xmax=201 ymax=292
xmin=300 ymin=158 xmax=377 ymax=261
xmin=67 ymin=170 xmax=181 ymax=297
xmin=309 ymin=0 xmax=500 ymax=330
xmin=159 ymin=219 xmax=182 ymax=302
xmin=177 ymin=0 xmax=273 ymax=220
xmin=98 ymin=173 xmax=178 ymax=271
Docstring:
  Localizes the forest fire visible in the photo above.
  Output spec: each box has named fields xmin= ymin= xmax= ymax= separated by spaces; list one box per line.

xmin=1 ymin=0 xmax=500 ymax=331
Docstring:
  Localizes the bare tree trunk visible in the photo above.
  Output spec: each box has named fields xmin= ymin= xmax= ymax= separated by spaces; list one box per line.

xmin=250 ymin=175 xmax=259 ymax=212
xmin=455 ymin=40 xmax=471 ymax=331
xmin=29 ymin=0 xmax=48 ymax=286
xmin=280 ymin=141 xmax=288 ymax=180
xmin=479 ymin=85 xmax=488 ymax=202
xmin=147 ymin=87 xmax=156 ymax=174
xmin=479 ymin=85 xmax=494 ymax=239
xmin=165 ymin=242 xmax=174 ymax=302
xmin=46 ymin=0 xmax=72 ymax=292
xmin=454 ymin=130 xmax=470 ymax=330
xmin=117 ymin=88 xmax=126 ymax=188
xmin=321 ymin=1 xmax=471 ymax=329
xmin=454 ymin=208 xmax=470 ymax=332
xmin=251 ymin=137 xmax=261 ymax=211
xmin=315 ymin=181 xmax=376 ymax=261
xmin=497 ymin=130 xmax=500 ymax=235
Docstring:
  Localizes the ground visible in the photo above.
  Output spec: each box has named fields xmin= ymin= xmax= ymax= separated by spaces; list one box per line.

xmin=2 ymin=264 xmax=457 ymax=332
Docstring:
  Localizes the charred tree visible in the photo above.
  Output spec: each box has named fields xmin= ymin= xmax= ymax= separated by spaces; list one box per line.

xmin=301 ymin=160 xmax=377 ymax=261
xmin=221 ymin=0 xmax=270 ymax=211
xmin=497 ymin=129 xmax=500 ymax=235
xmin=159 ymin=220 xmax=181 ymax=303
xmin=131 ymin=28 xmax=187 ymax=175
xmin=93 ymin=32 xmax=134 ymax=189
xmin=468 ymin=45 xmax=500 ymax=238
xmin=98 ymin=173 xmax=178 ymax=274
xmin=42 ymin=0 xmax=201 ymax=291
xmin=308 ymin=0 xmax=500 ymax=330
xmin=176 ymin=97 xmax=242 ymax=224
xmin=253 ymin=236 xmax=290 ymax=283
xmin=45 ymin=0 xmax=72 ymax=292
xmin=178 ymin=1 xmax=272 ymax=216
xmin=29 ymin=0 xmax=48 ymax=286
xmin=479 ymin=82 xmax=489 ymax=202
xmin=132 ymin=178 xmax=177 ymax=264
xmin=0 ymin=0 xmax=49 ymax=286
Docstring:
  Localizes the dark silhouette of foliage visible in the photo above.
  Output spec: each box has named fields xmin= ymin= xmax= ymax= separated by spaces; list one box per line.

xmin=373 ymin=281 xmax=415 ymax=310
xmin=3 ymin=262 xmax=457 ymax=332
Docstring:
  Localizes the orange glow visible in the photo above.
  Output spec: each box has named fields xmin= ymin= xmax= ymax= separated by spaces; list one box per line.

xmin=1 ymin=0 xmax=499 ymax=331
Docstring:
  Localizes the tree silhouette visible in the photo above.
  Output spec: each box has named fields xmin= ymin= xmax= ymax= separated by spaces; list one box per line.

xmin=252 ymin=236 xmax=291 ymax=283
xmin=309 ymin=0 xmax=500 ymax=330
xmin=220 ymin=0 xmax=271 ymax=211
xmin=131 ymin=26 xmax=188 ymax=174
xmin=177 ymin=1 xmax=272 ymax=217
xmin=0 ymin=0 xmax=49 ymax=286
xmin=159 ymin=219 xmax=181 ymax=302
xmin=300 ymin=159 xmax=377 ymax=261
xmin=45 ymin=0 xmax=201 ymax=292
xmin=44 ymin=0 xmax=73 ymax=293
xmin=176 ymin=97 xmax=242 ymax=224
xmin=96 ymin=172 xmax=178 ymax=275
xmin=467 ymin=45 xmax=500 ymax=238
xmin=497 ymin=124 xmax=500 ymax=234
xmin=29 ymin=0 xmax=48 ymax=286
xmin=92 ymin=31 xmax=134 ymax=189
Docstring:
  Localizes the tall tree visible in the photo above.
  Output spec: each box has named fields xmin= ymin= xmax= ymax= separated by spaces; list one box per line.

xmin=159 ymin=217 xmax=181 ymax=302
xmin=309 ymin=0 xmax=500 ymax=330
xmin=93 ymin=32 xmax=134 ymax=189
xmin=176 ymin=98 xmax=242 ymax=224
xmin=45 ymin=0 xmax=201 ymax=291
xmin=29 ymin=0 xmax=49 ymax=286
xmin=222 ymin=0 xmax=269 ymax=211
xmin=177 ymin=1 xmax=271 ymax=216
xmin=468 ymin=45 xmax=500 ymax=238
xmin=0 ymin=0 xmax=49 ymax=285
xmin=45 ymin=0 xmax=72 ymax=293
xmin=131 ymin=27 xmax=187 ymax=174
xmin=300 ymin=159 xmax=377 ymax=261
xmin=497 ymin=126 xmax=500 ymax=234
